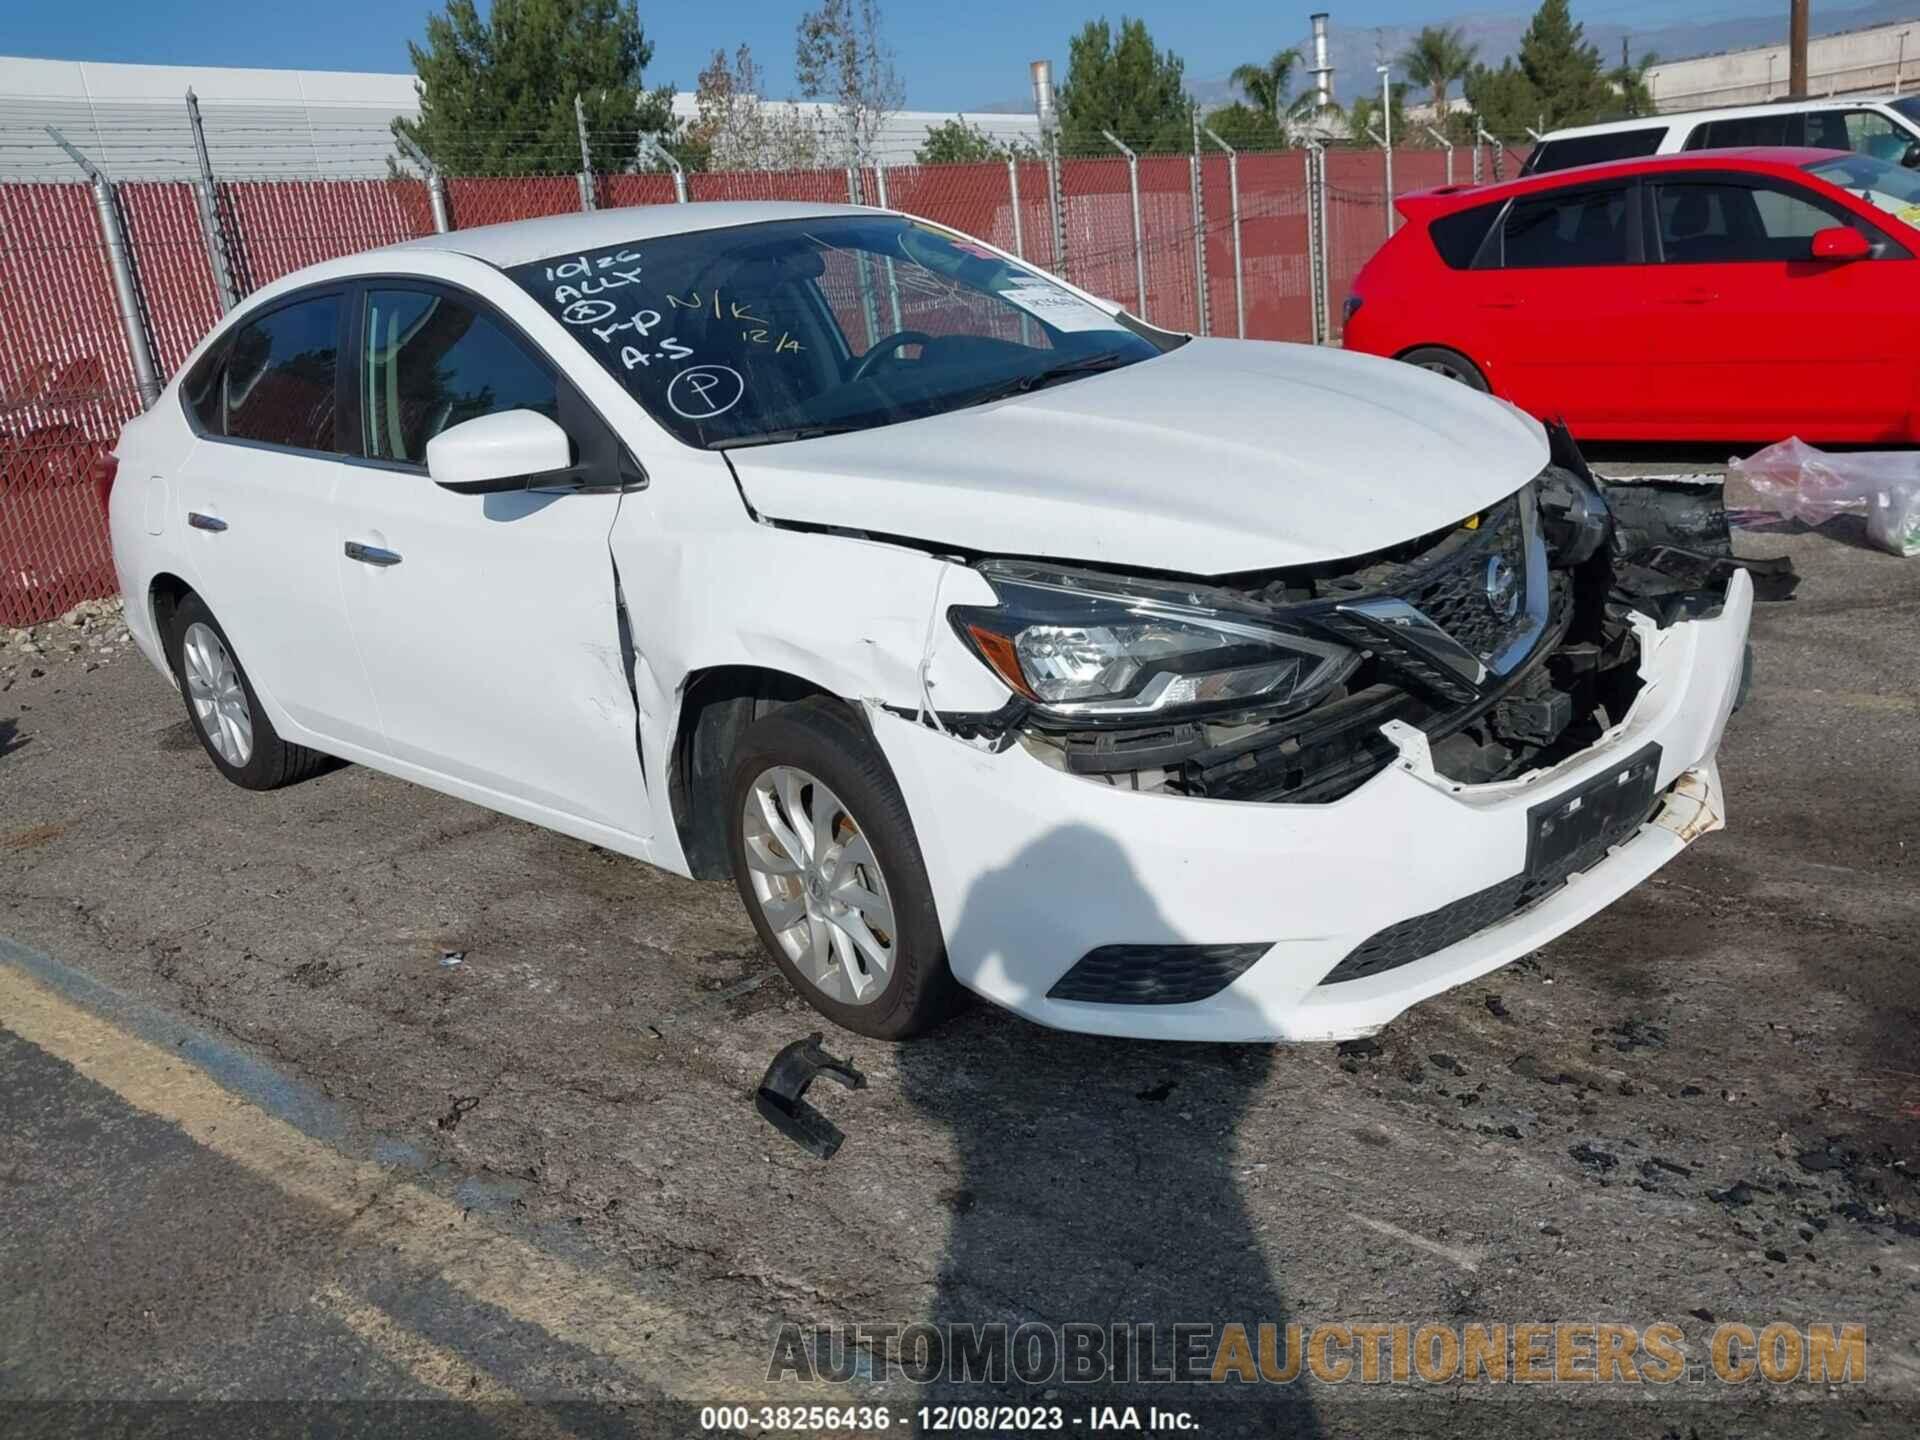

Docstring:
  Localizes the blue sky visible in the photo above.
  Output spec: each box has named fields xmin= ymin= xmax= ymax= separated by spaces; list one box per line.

xmin=9 ymin=1 xmax=1771 ymax=110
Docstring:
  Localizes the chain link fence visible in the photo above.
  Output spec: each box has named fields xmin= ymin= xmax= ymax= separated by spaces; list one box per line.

xmin=0 ymin=121 xmax=1507 ymax=626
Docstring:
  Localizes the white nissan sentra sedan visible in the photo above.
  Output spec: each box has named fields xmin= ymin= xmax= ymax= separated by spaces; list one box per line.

xmin=105 ymin=201 xmax=1754 ymax=1043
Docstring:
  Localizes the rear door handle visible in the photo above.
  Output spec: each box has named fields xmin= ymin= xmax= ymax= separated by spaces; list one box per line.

xmin=1480 ymin=295 xmax=1525 ymax=309
xmin=187 ymin=511 xmax=227 ymax=532
xmin=344 ymin=541 xmax=402 ymax=567
xmin=1671 ymin=288 xmax=1718 ymax=304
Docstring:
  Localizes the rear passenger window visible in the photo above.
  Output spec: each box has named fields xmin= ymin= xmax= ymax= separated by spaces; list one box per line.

xmin=1501 ymin=186 xmax=1631 ymax=267
xmin=361 ymin=289 xmax=559 ymax=465
xmin=1523 ymin=128 xmax=1664 ymax=175
xmin=1428 ymin=202 xmax=1503 ymax=268
xmin=1684 ymin=114 xmax=1796 ymax=149
xmin=220 ymin=296 xmax=340 ymax=451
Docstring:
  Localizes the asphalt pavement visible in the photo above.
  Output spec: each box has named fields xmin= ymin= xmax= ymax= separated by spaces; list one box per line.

xmin=2 ymin=456 xmax=1917 ymax=1437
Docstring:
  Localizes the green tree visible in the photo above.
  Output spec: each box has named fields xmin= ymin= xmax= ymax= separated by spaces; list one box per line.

xmin=1057 ymin=17 xmax=1193 ymax=155
xmin=396 ymin=0 xmax=676 ymax=175
xmin=1398 ymin=25 xmax=1478 ymax=118
xmin=1202 ymin=101 xmax=1285 ymax=151
xmin=1464 ymin=0 xmax=1613 ymax=137
xmin=916 ymin=116 xmax=1029 ymax=164
xmin=1229 ymin=49 xmax=1302 ymax=128
xmin=1347 ymin=83 xmax=1410 ymax=146
xmin=1463 ymin=59 xmax=1539 ymax=139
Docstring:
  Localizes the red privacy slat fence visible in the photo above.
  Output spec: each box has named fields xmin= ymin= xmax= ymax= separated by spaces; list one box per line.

xmin=0 ymin=148 xmax=1499 ymax=627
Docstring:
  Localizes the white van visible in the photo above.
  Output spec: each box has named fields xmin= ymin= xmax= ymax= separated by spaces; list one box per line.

xmin=1522 ymin=95 xmax=1920 ymax=175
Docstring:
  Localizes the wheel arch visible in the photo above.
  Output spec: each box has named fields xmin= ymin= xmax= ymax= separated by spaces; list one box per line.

xmin=147 ymin=572 xmax=194 ymax=665
xmin=1393 ymin=342 xmax=1497 ymax=393
xmin=668 ymin=665 xmax=864 ymax=881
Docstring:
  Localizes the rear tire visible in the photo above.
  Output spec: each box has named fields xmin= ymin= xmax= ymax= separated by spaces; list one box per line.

xmin=1400 ymin=346 xmax=1491 ymax=393
xmin=726 ymin=697 xmax=962 ymax=1041
xmin=165 ymin=591 xmax=329 ymax=790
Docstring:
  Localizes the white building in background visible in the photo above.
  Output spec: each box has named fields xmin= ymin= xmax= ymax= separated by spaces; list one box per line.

xmin=0 ymin=54 xmax=1042 ymax=180
xmin=1648 ymin=16 xmax=1920 ymax=112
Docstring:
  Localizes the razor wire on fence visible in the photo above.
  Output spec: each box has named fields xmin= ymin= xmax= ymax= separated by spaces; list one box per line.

xmin=0 ymin=93 xmax=1531 ymax=626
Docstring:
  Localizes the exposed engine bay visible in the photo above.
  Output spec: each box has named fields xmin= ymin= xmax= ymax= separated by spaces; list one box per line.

xmin=957 ymin=424 xmax=1794 ymax=804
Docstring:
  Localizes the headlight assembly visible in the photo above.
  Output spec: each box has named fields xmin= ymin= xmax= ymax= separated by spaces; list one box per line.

xmin=950 ymin=560 xmax=1357 ymax=722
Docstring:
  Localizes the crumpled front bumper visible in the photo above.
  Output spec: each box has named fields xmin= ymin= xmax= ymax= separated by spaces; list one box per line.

xmin=871 ymin=569 xmax=1754 ymax=1042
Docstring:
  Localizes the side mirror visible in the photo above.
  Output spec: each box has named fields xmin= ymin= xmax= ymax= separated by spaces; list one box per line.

xmin=1902 ymin=140 xmax=1920 ymax=168
xmin=427 ymin=409 xmax=575 ymax=495
xmin=1810 ymin=226 xmax=1871 ymax=261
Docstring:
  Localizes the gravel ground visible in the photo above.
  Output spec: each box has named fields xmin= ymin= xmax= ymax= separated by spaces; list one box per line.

xmin=2 ymin=460 xmax=1917 ymax=1436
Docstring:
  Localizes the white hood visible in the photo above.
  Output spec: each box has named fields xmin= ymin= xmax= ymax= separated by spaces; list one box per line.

xmin=725 ymin=338 xmax=1550 ymax=576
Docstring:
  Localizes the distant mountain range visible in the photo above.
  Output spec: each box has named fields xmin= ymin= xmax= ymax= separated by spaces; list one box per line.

xmin=975 ymin=0 xmax=1920 ymax=111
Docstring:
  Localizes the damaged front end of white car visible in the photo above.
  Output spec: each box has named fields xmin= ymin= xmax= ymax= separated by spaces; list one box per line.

xmin=847 ymin=427 xmax=1778 ymax=1042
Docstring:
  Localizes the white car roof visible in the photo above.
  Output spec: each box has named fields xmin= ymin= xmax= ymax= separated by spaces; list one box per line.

xmin=390 ymin=200 xmax=877 ymax=270
xmin=1541 ymin=95 xmax=1904 ymax=143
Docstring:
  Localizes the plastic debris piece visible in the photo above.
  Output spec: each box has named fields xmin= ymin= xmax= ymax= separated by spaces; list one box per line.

xmin=755 ymin=1032 xmax=866 ymax=1160
xmin=439 ymin=950 xmax=466 ymax=968
xmin=1732 ymin=437 xmax=1920 ymax=557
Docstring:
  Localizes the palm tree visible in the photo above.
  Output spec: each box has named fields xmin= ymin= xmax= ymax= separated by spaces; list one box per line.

xmin=1230 ymin=49 xmax=1303 ymax=128
xmin=1398 ymin=24 xmax=1479 ymax=119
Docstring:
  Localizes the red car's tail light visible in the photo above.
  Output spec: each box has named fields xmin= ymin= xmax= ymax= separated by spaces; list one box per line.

xmin=91 ymin=452 xmax=120 ymax=515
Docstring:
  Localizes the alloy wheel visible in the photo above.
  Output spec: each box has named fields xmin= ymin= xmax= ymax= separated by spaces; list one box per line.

xmin=741 ymin=765 xmax=897 ymax=1005
xmin=182 ymin=621 xmax=253 ymax=767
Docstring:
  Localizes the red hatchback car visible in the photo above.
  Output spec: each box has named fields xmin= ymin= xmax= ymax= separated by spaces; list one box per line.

xmin=1344 ymin=148 xmax=1920 ymax=442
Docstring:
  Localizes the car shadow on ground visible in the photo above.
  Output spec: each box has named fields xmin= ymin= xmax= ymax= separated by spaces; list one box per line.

xmin=895 ymin=825 xmax=1321 ymax=1438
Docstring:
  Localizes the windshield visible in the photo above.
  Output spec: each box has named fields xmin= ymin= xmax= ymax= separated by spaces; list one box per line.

xmin=507 ymin=215 xmax=1167 ymax=448
xmin=1892 ymin=96 xmax=1920 ymax=127
xmin=1803 ymin=151 xmax=1920 ymax=221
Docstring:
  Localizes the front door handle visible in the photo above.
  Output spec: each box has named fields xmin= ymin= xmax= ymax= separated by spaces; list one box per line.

xmin=187 ymin=511 xmax=228 ymax=532
xmin=344 ymin=541 xmax=402 ymax=567
xmin=1671 ymin=288 xmax=1718 ymax=304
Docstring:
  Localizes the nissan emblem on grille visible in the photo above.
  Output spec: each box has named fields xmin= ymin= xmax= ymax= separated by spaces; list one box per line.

xmin=1484 ymin=554 xmax=1520 ymax=623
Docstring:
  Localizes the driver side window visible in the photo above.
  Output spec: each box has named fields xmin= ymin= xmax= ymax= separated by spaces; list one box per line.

xmin=360 ymin=288 xmax=558 ymax=465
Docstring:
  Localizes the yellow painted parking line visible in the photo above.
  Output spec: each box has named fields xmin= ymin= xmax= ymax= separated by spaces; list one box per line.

xmin=0 ymin=961 xmax=791 ymax=1406
xmin=318 ymin=1283 xmax=572 ymax=1427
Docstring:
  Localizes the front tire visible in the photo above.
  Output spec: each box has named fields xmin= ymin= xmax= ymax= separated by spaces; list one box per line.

xmin=726 ymin=697 xmax=961 ymax=1040
xmin=165 ymin=591 xmax=329 ymax=790
xmin=1400 ymin=345 xmax=1490 ymax=392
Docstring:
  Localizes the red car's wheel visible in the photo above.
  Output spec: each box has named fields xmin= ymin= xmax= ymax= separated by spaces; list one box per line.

xmin=1400 ymin=346 xmax=1490 ymax=393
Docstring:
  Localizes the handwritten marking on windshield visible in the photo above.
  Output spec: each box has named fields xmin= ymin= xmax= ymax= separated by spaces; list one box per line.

xmin=666 ymin=289 xmax=768 ymax=326
xmin=667 ymin=365 xmax=745 ymax=419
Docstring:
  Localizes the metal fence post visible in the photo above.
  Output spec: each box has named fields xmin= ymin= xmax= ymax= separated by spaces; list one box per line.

xmin=47 ymin=126 xmax=159 ymax=408
xmin=1189 ymin=112 xmax=1211 ymax=335
xmin=1100 ymin=130 xmax=1148 ymax=322
xmin=394 ymin=132 xmax=450 ymax=233
xmin=183 ymin=89 xmax=240 ymax=311
xmin=1304 ymin=141 xmax=1330 ymax=346
xmin=1424 ymin=125 xmax=1455 ymax=186
xmin=574 ymin=94 xmax=597 ymax=211
xmin=1476 ymin=121 xmax=1505 ymax=182
xmin=871 ymin=163 xmax=903 ymax=332
xmin=847 ymin=165 xmax=880 ymax=347
xmin=638 ymin=133 xmax=687 ymax=202
xmin=1045 ymin=130 xmax=1068 ymax=279
xmin=1006 ymin=155 xmax=1025 ymax=258
xmin=1203 ymin=127 xmax=1244 ymax=338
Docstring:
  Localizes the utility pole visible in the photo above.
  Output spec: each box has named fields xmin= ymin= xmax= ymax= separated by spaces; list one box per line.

xmin=1789 ymin=0 xmax=1810 ymax=97
xmin=1621 ymin=38 xmax=1634 ymax=117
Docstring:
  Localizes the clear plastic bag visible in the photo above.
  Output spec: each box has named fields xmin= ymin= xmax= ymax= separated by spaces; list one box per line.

xmin=1730 ymin=437 xmax=1920 ymax=557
